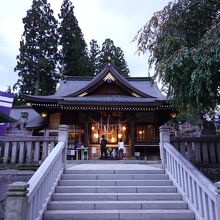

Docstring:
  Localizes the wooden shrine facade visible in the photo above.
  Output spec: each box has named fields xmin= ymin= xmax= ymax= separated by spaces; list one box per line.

xmin=25 ymin=64 xmax=172 ymax=159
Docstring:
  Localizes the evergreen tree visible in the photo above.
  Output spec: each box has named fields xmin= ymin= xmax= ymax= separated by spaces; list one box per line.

xmin=58 ymin=0 xmax=91 ymax=76
xmin=98 ymin=39 xmax=130 ymax=77
xmin=13 ymin=0 xmax=59 ymax=104
xmin=88 ymin=39 xmax=100 ymax=75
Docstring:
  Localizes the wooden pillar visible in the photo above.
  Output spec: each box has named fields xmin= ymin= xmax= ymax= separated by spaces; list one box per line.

xmin=84 ymin=122 xmax=89 ymax=147
xmin=84 ymin=122 xmax=89 ymax=159
xmin=130 ymin=120 xmax=135 ymax=158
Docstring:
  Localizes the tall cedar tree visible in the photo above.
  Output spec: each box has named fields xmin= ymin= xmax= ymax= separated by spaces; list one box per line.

xmin=88 ymin=39 xmax=100 ymax=75
xmin=98 ymin=39 xmax=130 ymax=77
xmin=13 ymin=0 xmax=59 ymax=104
xmin=135 ymin=0 xmax=220 ymax=114
xmin=58 ymin=0 xmax=91 ymax=76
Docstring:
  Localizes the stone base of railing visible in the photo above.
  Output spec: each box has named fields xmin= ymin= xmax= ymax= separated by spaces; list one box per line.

xmin=4 ymin=182 xmax=29 ymax=220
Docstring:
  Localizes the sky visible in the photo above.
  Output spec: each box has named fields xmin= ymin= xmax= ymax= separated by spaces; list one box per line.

xmin=0 ymin=0 xmax=170 ymax=92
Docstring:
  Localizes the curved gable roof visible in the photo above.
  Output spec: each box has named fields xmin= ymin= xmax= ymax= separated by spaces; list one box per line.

xmin=66 ymin=64 xmax=155 ymax=98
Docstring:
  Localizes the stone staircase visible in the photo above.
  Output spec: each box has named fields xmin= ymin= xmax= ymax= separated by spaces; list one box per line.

xmin=43 ymin=168 xmax=194 ymax=220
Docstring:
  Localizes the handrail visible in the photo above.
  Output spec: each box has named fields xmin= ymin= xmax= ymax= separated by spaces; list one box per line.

xmin=0 ymin=136 xmax=57 ymax=142
xmin=26 ymin=125 xmax=68 ymax=220
xmin=164 ymin=143 xmax=216 ymax=198
xmin=163 ymin=141 xmax=220 ymax=220
xmin=27 ymin=141 xmax=65 ymax=220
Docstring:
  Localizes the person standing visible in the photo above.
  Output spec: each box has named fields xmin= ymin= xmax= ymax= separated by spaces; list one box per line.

xmin=118 ymin=138 xmax=124 ymax=160
xmin=100 ymin=135 xmax=107 ymax=159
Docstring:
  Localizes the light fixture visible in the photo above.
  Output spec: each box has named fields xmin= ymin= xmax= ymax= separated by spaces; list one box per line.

xmin=118 ymin=134 xmax=122 ymax=138
xmin=122 ymin=126 xmax=126 ymax=131
xmin=170 ymin=112 xmax=177 ymax=119
xmin=92 ymin=126 xmax=95 ymax=130
xmin=41 ymin=112 xmax=47 ymax=118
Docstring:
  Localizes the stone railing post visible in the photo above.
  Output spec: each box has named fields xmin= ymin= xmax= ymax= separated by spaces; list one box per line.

xmin=159 ymin=126 xmax=170 ymax=168
xmin=58 ymin=125 xmax=68 ymax=167
xmin=4 ymin=182 xmax=29 ymax=220
xmin=215 ymin=181 xmax=220 ymax=220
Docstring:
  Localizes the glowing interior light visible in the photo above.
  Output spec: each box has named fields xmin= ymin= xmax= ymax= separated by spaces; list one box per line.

xmin=92 ymin=126 xmax=95 ymax=130
xmin=94 ymin=133 xmax=99 ymax=138
xmin=118 ymin=134 xmax=122 ymax=138
xmin=139 ymin=131 xmax=142 ymax=134
xmin=41 ymin=112 xmax=47 ymax=118
xmin=122 ymin=126 xmax=126 ymax=131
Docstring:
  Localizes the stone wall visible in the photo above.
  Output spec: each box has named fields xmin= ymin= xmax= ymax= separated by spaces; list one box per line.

xmin=0 ymin=170 xmax=34 ymax=220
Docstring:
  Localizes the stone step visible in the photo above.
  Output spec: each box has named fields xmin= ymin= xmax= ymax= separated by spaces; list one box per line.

xmin=47 ymin=200 xmax=188 ymax=210
xmin=55 ymin=185 xmax=177 ymax=193
xmin=51 ymin=192 xmax=182 ymax=201
xmin=58 ymin=179 xmax=173 ymax=186
xmin=44 ymin=209 xmax=194 ymax=220
xmin=44 ymin=168 xmax=194 ymax=220
xmin=64 ymin=169 xmax=164 ymax=174
xmin=60 ymin=174 xmax=169 ymax=180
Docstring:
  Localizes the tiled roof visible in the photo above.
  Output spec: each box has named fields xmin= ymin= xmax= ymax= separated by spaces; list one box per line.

xmin=10 ymin=107 xmax=41 ymax=121
xmin=25 ymin=63 xmax=167 ymax=104
xmin=61 ymin=95 xmax=162 ymax=105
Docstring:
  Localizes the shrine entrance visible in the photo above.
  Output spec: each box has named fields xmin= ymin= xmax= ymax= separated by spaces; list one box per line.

xmin=88 ymin=112 xmax=129 ymax=160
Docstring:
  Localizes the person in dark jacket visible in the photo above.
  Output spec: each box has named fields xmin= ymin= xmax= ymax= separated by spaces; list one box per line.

xmin=100 ymin=135 xmax=107 ymax=159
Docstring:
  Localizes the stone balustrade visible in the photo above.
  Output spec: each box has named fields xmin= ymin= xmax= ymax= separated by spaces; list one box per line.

xmin=4 ymin=125 xmax=68 ymax=220
xmin=0 ymin=135 xmax=58 ymax=165
xmin=171 ymin=136 xmax=220 ymax=164
xmin=160 ymin=126 xmax=220 ymax=220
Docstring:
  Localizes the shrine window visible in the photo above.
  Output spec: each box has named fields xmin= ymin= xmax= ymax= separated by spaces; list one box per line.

xmin=135 ymin=124 xmax=155 ymax=142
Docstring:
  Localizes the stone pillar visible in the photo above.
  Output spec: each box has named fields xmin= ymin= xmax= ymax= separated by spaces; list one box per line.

xmin=58 ymin=125 xmax=68 ymax=166
xmin=159 ymin=126 xmax=170 ymax=168
xmin=215 ymin=181 xmax=220 ymax=220
xmin=4 ymin=182 xmax=29 ymax=220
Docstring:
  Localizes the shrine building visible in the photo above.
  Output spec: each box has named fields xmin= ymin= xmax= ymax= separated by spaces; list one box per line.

xmin=25 ymin=63 xmax=172 ymax=160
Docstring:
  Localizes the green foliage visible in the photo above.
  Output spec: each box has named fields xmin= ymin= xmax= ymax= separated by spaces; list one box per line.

xmin=176 ymin=111 xmax=198 ymax=125
xmin=0 ymin=164 xmax=39 ymax=171
xmin=88 ymin=39 xmax=100 ymax=75
xmin=58 ymin=0 xmax=91 ymax=76
xmin=98 ymin=39 xmax=130 ymax=77
xmin=13 ymin=0 xmax=59 ymax=105
xmin=88 ymin=38 xmax=130 ymax=76
xmin=135 ymin=0 xmax=220 ymax=113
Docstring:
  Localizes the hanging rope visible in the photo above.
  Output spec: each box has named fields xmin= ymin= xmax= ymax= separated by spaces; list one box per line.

xmin=106 ymin=114 xmax=110 ymax=140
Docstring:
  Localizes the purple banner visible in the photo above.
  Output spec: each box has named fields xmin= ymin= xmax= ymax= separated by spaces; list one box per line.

xmin=0 ymin=91 xmax=14 ymax=136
